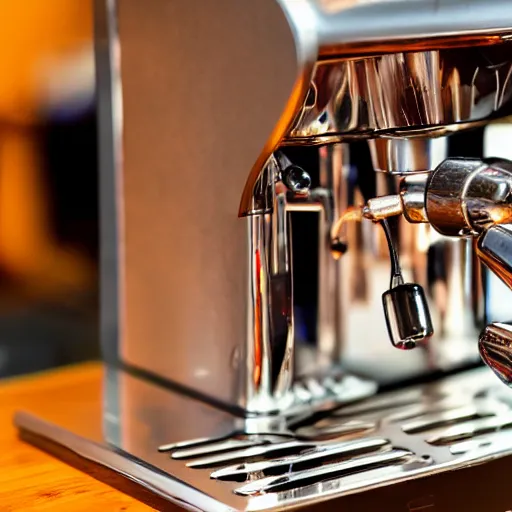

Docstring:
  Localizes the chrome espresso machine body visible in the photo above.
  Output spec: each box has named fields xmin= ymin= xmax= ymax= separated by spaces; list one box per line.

xmin=15 ymin=0 xmax=512 ymax=510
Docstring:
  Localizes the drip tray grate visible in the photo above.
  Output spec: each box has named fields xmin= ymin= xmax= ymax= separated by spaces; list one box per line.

xmin=158 ymin=370 xmax=512 ymax=499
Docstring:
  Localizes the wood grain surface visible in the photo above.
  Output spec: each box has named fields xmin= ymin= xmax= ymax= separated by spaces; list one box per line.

xmin=0 ymin=363 xmax=154 ymax=512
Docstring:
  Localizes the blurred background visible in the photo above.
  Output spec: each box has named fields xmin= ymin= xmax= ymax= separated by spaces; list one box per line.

xmin=0 ymin=1 xmax=98 ymax=378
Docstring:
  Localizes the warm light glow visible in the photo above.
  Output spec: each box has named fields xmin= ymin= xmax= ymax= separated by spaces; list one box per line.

xmin=0 ymin=1 xmax=92 ymax=124
xmin=253 ymin=250 xmax=263 ymax=387
xmin=331 ymin=206 xmax=363 ymax=241
xmin=0 ymin=1 xmax=94 ymax=297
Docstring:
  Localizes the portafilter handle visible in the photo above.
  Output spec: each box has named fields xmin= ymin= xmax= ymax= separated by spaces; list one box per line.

xmin=425 ymin=158 xmax=512 ymax=385
xmin=477 ymin=224 xmax=512 ymax=386
xmin=479 ymin=322 xmax=512 ymax=387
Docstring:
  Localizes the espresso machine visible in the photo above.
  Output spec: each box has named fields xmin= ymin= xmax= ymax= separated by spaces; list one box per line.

xmin=15 ymin=0 xmax=512 ymax=510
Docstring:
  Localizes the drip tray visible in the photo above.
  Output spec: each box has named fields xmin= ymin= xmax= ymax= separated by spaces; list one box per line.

xmin=14 ymin=365 xmax=512 ymax=511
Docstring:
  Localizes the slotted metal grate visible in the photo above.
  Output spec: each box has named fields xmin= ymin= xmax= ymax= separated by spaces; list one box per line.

xmin=158 ymin=370 xmax=512 ymax=499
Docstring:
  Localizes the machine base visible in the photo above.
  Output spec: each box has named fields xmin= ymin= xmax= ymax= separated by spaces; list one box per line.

xmin=14 ymin=365 xmax=512 ymax=511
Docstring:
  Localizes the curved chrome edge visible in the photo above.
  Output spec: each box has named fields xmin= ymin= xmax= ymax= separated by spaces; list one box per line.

xmin=239 ymin=0 xmax=318 ymax=216
xmin=13 ymin=411 xmax=230 ymax=512
xmin=309 ymin=0 xmax=512 ymax=55
xmin=281 ymin=120 xmax=491 ymax=146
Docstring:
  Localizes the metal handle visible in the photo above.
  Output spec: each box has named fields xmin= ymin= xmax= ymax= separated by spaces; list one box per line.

xmin=477 ymin=224 xmax=512 ymax=385
xmin=426 ymin=160 xmax=512 ymax=385
xmin=479 ymin=323 xmax=512 ymax=387
xmin=476 ymin=224 xmax=512 ymax=290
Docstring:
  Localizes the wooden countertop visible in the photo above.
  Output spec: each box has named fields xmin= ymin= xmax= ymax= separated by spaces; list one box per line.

xmin=0 ymin=363 xmax=154 ymax=511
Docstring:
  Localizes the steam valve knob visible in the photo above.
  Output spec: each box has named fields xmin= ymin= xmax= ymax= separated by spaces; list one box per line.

xmin=282 ymin=165 xmax=311 ymax=195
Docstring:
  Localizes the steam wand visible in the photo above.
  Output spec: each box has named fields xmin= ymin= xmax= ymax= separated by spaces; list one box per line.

xmin=330 ymin=203 xmax=433 ymax=350
xmin=379 ymin=218 xmax=434 ymax=350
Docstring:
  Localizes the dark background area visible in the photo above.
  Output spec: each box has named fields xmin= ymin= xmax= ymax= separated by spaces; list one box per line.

xmin=0 ymin=109 xmax=99 ymax=378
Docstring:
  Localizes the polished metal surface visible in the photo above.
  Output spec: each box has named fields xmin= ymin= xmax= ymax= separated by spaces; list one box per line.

xmin=379 ymin=217 xmax=434 ymax=350
xmin=369 ymin=138 xmax=448 ymax=174
xmin=312 ymin=145 xmax=346 ymax=369
xmin=399 ymin=174 xmax=429 ymax=224
xmin=281 ymin=164 xmax=312 ymax=195
xmin=281 ymin=0 xmax=512 ymax=144
xmin=426 ymin=158 xmax=512 ymax=236
xmin=336 ymin=157 xmax=484 ymax=382
xmin=382 ymin=284 xmax=434 ymax=351
xmin=285 ymin=45 xmax=512 ymax=144
xmin=480 ymin=322 xmax=512 ymax=386
xmin=245 ymin=161 xmax=295 ymax=412
xmin=98 ymin=0 xmax=315 ymax=413
xmin=426 ymin=414 xmax=512 ymax=446
xmin=361 ymin=173 xmax=431 ymax=224
xmin=361 ymin=157 xmax=512 ymax=237
xmin=234 ymin=449 xmax=413 ymax=496
xmin=288 ymin=374 xmax=376 ymax=415
xmin=342 ymin=155 xmax=512 ymax=382
xmin=401 ymin=406 xmax=496 ymax=434
xmin=354 ymin=156 xmax=512 ymax=378
xmin=15 ymin=366 xmax=512 ymax=510
xmin=304 ymin=0 xmax=512 ymax=58
xmin=363 ymin=195 xmax=403 ymax=221
xmin=477 ymin=224 xmax=512 ymax=289
xmin=209 ymin=438 xmax=391 ymax=480
xmin=281 ymin=145 xmax=350 ymax=376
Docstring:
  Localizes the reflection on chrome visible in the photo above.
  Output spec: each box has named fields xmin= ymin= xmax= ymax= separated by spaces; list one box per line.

xmin=286 ymin=46 xmax=512 ymax=144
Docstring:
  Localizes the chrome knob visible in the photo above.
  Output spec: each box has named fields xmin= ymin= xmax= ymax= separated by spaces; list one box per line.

xmin=282 ymin=165 xmax=311 ymax=195
xmin=479 ymin=323 xmax=512 ymax=386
